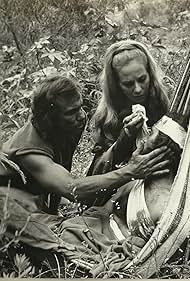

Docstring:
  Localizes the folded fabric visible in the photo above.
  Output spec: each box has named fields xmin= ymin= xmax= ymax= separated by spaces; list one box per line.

xmin=127 ymin=180 xmax=155 ymax=241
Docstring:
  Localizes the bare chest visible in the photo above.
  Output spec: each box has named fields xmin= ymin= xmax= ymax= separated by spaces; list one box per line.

xmin=144 ymin=175 xmax=173 ymax=223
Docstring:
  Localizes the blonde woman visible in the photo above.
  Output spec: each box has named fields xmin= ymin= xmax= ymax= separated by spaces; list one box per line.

xmin=87 ymin=40 xmax=171 ymax=205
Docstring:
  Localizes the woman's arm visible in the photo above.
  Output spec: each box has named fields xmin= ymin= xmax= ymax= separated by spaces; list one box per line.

xmin=88 ymin=113 xmax=144 ymax=176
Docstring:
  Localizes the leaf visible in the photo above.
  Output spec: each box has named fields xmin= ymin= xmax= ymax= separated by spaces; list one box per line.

xmin=53 ymin=52 xmax=65 ymax=63
xmin=3 ymin=271 xmax=16 ymax=278
xmin=13 ymin=253 xmax=35 ymax=277
xmin=41 ymin=49 xmax=64 ymax=63
xmin=41 ymin=53 xmax=49 ymax=58
xmin=2 ymin=45 xmax=15 ymax=54
xmin=19 ymin=266 xmax=34 ymax=278
xmin=1 ymin=74 xmax=21 ymax=85
xmin=48 ymin=54 xmax=55 ymax=62
xmin=34 ymin=42 xmax=43 ymax=49
xmin=16 ymin=108 xmax=30 ymax=115
xmin=152 ymin=43 xmax=166 ymax=50
xmin=3 ymin=123 xmax=19 ymax=129
xmin=0 ymin=113 xmax=9 ymax=124
xmin=105 ymin=16 xmax=118 ymax=28
xmin=30 ymin=66 xmax=58 ymax=81
xmin=18 ymin=89 xmax=33 ymax=99
xmin=164 ymin=75 xmax=175 ymax=85
xmin=87 ymin=54 xmax=95 ymax=60
xmin=80 ymin=43 xmax=89 ymax=53
xmin=39 ymin=36 xmax=50 ymax=43
xmin=28 ymin=36 xmax=51 ymax=52
xmin=7 ymin=116 xmax=20 ymax=128
xmin=14 ymin=253 xmax=30 ymax=271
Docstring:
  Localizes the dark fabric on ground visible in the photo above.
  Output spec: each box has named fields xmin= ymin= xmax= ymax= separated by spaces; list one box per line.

xmin=0 ymin=186 xmax=65 ymax=249
xmin=57 ymin=205 xmax=146 ymax=277
xmin=0 ymin=185 xmax=145 ymax=277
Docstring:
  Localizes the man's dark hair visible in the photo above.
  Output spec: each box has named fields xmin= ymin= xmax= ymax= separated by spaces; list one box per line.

xmin=31 ymin=75 xmax=80 ymax=138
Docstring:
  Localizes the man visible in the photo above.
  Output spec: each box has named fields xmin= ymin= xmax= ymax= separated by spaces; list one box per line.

xmin=1 ymin=76 xmax=170 ymax=214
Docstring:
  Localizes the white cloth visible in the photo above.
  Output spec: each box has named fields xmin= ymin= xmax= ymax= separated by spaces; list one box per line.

xmin=154 ymin=115 xmax=186 ymax=149
xmin=127 ymin=180 xmax=155 ymax=240
xmin=109 ymin=215 xmax=126 ymax=241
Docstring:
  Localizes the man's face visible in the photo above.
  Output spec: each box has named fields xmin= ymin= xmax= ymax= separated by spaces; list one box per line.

xmin=54 ymin=93 xmax=86 ymax=133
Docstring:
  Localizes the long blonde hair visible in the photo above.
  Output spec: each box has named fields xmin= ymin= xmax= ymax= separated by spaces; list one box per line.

xmin=94 ymin=40 xmax=170 ymax=143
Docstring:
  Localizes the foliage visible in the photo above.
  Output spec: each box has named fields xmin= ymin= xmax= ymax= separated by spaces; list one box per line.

xmin=0 ymin=0 xmax=190 ymax=278
xmin=2 ymin=254 xmax=35 ymax=278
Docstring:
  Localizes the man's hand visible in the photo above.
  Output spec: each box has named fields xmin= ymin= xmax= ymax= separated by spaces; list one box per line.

xmin=123 ymin=112 xmax=144 ymax=137
xmin=126 ymin=142 xmax=171 ymax=178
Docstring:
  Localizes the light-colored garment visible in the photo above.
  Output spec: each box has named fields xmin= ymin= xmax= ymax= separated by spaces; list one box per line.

xmin=109 ymin=214 xmax=126 ymax=241
xmin=127 ymin=180 xmax=155 ymax=241
xmin=109 ymin=179 xmax=155 ymax=242
xmin=154 ymin=115 xmax=186 ymax=149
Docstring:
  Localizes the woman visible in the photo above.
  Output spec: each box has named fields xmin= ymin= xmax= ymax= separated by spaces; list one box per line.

xmin=56 ymin=40 xmax=185 ymax=272
xmin=86 ymin=39 xmax=171 ymax=206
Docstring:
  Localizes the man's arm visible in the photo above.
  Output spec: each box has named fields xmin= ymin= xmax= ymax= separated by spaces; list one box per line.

xmin=17 ymin=144 xmax=170 ymax=202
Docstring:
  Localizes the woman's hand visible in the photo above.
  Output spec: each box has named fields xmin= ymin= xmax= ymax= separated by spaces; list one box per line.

xmin=126 ymin=142 xmax=171 ymax=178
xmin=123 ymin=112 xmax=144 ymax=137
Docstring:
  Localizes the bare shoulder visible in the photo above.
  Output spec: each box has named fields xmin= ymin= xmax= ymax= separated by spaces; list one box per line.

xmin=17 ymin=153 xmax=54 ymax=172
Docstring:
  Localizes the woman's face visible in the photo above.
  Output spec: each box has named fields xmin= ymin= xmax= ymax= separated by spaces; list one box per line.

xmin=116 ymin=57 xmax=150 ymax=105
